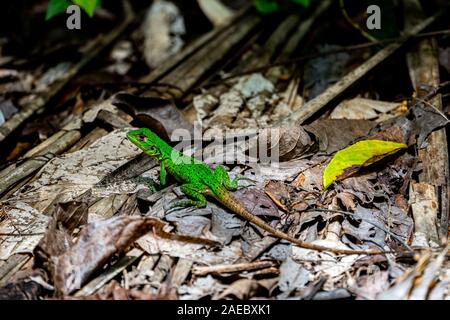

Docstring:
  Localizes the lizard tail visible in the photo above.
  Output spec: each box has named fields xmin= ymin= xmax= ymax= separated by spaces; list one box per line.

xmin=219 ymin=191 xmax=389 ymax=256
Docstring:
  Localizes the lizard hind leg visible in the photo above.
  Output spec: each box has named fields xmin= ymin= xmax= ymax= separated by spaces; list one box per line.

xmin=167 ymin=183 xmax=208 ymax=209
xmin=214 ymin=165 xmax=238 ymax=191
xmin=214 ymin=165 xmax=256 ymax=191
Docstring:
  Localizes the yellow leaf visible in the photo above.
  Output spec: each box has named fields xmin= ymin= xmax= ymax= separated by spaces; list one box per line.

xmin=323 ymin=140 xmax=407 ymax=189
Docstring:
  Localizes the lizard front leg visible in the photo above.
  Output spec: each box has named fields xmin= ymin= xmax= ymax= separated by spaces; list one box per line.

xmin=159 ymin=161 xmax=167 ymax=186
xmin=168 ymin=183 xmax=208 ymax=209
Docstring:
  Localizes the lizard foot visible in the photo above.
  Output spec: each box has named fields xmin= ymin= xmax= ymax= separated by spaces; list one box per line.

xmin=133 ymin=176 xmax=158 ymax=193
xmin=164 ymin=183 xmax=208 ymax=213
xmin=164 ymin=199 xmax=202 ymax=214
xmin=235 ymin=176 xmax=257 ymax=190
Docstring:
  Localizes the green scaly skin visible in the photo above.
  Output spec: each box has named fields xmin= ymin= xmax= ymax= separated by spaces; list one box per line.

xmin=127 ymin=128 xmax=387 ymax=255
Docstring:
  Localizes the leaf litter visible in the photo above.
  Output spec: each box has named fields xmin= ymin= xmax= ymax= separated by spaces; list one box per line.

xmin=1 ymin=74 xmax=447 ymax=300
xmin=0 ymin=5 xmax=449 ymax=301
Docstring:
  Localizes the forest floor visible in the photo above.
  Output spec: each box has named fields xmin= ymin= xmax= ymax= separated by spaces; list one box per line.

xmin=0 ymin=0 xmax=449 ymax=300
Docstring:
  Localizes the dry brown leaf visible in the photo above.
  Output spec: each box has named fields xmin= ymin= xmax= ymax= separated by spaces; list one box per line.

xmin=0 ymin=202 xmax=50 ymax=260
xmin=349 ymin=270 xmax=390 ymax=300
xmin=217 ymin=278 xmax=276 ymax=300
xmin=35 ymin=200 xmax=88 ymax=265
xmin=11 ymin=128 xmax=142 ymax=212
xmin=292 ymin=239 xmax=363 ymax=289
xmin=0 ymin=269 xmax=49 ymax=300
xmin=264 ymin=181 xmax=290 ymax=211
xmin=48 ymin=215 xmax=169 ymax=296
xmin=178 ymin=275 xmax=226 ymax=299
xmin=113 ymin=93 xmax=193 ymax=140
xmin=137 ymin=233 xmax=242 ymax=265
xmin=330 ymin=98 xmax=405 ymax=121
xmin=277 ymin=257 xmax=312 ymax=298
xmin=335 ymin=192 xmax=357 ymax=211
xmin=234 ymin=187 xmax=280 ymax=219
xmin=259 ymin=125 xmax=314 ymax=160
xmin=305 ymin=119 xmax=375 ymax=154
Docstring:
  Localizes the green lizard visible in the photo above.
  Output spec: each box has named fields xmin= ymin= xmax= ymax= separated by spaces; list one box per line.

xmin=127 ymin=128 xmax=387 ymax=255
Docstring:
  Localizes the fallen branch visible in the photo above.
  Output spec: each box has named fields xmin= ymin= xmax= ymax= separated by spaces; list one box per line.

xmin=405 ymin=0 xmax=449 ymax=245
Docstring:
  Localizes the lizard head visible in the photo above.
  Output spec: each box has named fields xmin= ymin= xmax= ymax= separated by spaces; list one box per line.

xmin=127 ymin=128 xmax=166 ymax=160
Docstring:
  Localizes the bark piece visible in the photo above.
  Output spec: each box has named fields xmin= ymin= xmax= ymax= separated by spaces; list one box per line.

xmin=67 ymin=127 xmax=108 ymax=153
xmin=409 ymin=182 xmax=439 ymax=247
xmin=155 ymin=13 xmax=261 ymax=98
xmin=171 ymin=258 xmax=193 ymax=287
xmin=140 ymin=8 xmax=251 ymax=84
xmin=404 ymin=0 xmax=449 ymax=243
xmin=0 ymin=130 xmax=81 ymax=196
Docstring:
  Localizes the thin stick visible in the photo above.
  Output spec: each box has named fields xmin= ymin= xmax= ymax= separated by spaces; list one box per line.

xmin=339 ymin=0 xmax=378 ymax=43
xmin=279 ymin=13 xmax=440 ymax=125
xmin=415 ymin=97 xmax=450 ymax=124
xmin=202 ymin=28 xmax=450 ymax=87
xmin=192 ymin=261 xmax=276 ymax=276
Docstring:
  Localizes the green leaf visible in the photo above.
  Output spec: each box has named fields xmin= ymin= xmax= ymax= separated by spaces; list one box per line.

xmin=254 ymin=0 xmax=280 ymax=13
xmin=46 ymin=0 xmax=71 ymax=20
xmin=73 ymin=0 xmax=99 ymax=17
xmin=254 ymin=0 xmax=311 ymax=13
xmin=322 ymin=140 xmax=407 ymax=189
xmin=291 ymin=0 xmax=311 ymax=7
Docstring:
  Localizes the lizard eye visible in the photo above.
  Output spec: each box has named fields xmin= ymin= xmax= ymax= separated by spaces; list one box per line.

xmin=137 ymin=134 xmax=147 ymax=142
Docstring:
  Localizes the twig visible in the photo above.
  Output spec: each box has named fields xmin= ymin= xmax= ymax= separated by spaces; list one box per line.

xmin=0 ymin=233 xmax=45 ymax=236
xmin=421 ymin=81 xmax=450 ymax=100
xmin=279 ymin=13 xmax=441 ymax=125
xmin=201 ymin=28 xmax=450 ymax=87
xmin=339 ymin=0 xmax=378 ymax=42
xmin=192 ymin=261 xmax=276 ymax=276
xmin=0 ymin=131 xmax=81 ymax=196
xmin=139 ymin=6 xmax=252 ymax=84
xmin=415 ymin=97 xmax=450 ymax=124
xmin=154 ymin=12 xmax=261 ymax=98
